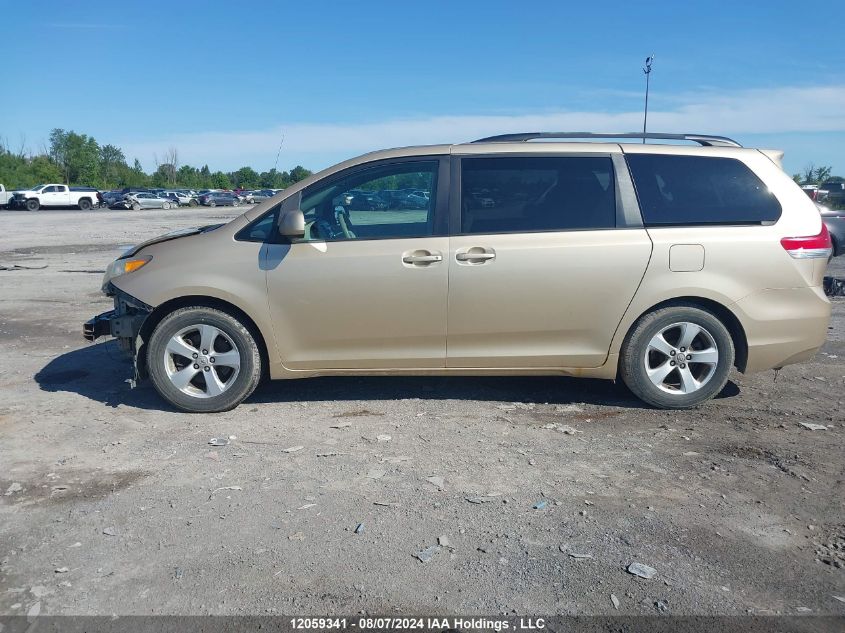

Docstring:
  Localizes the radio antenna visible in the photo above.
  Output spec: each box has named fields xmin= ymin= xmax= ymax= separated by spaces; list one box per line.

xmin=273 ymin=132 xmax=285 ymax=171
xmin=642 ymin=55 xmax=654 ymax=143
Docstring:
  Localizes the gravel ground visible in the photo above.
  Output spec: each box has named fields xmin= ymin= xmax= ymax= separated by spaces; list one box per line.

xmin=0 ymin=207 xmax=843 ymax=617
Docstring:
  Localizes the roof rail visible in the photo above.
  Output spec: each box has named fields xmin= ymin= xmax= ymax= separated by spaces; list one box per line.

xmin=470 ymin=132 xmax=743 ymax=148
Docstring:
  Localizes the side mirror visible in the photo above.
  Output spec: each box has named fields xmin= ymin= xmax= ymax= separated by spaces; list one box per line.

xmin=278 ymin=208 xmax=305 ymax=238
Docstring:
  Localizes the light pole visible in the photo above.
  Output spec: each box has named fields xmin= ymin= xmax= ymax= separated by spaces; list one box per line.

xmin=642 ymin=55 xmax=654 ymax=143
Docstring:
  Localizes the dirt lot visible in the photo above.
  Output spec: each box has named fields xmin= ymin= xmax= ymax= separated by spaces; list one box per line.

xmin=0 ymin=207 xmax=843 ymax=617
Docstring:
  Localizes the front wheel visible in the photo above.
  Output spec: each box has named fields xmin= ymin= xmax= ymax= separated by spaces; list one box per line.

xmin=208 ymin=200 xmax=216 ymax=207
xmin=620 ymin=305 xmax=734 ymax=409
xmin=132 ymin=203 xmax=141 ymax=211
xmin=147 ymin=307 xmax=262 ymax=412
xmin=26 ymin=199 xmax=40 ymax=211
xmin=162 ymin=201 xmax=171 ymax=210
xmin=189 ymin=199 xmax=198 ymax=207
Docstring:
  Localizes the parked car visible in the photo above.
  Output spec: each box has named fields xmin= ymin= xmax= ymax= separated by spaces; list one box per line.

xmin=10 ymin=184 xmax=100 ymax=211
xmin=110 ymin=192 xmax=176 ymax=210
xmin=85 ymin=131 xmax=831 ymax=413
xmin=163 ymin=191 xmax=198 ymax=207
xmin=817 ymin=203 xmax=845 ymax=257
xmin=243 ymin=190 xmax=275 ymax=204
xmin=0 ymin=184 xmax=17 ymax=209
xmin=818 ymin=181 xmax=845 ymax=206
xmin=199 ymin=192 xmax=240 ymax=207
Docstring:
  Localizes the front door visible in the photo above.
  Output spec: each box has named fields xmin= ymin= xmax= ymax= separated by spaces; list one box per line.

xmin=446 ymin=154 xmax=652 ymax=368
xmin=265 ymin=157 xmax=450 ymax=369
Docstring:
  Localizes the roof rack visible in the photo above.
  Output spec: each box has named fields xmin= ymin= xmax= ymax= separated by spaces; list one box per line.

xmin=471 ymin=132 xmax=743 ymax=148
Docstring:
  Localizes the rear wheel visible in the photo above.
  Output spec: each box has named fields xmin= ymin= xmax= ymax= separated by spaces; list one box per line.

xmin=208 ymin=200 xmax=216 ymax=207
xmin=620 ymin=305 xmax=734 ymax=409
xmin=162 ymin=201 xmax=171 ymax=210
xmin=26 ymin=199 xmax=40 ymax=211
xmin=233 ymin=199 xmax=240 ymax=207
xmin=78 ymin=198 xmax=92 ymax=210
xmin=189 ymin=199 xmax=198 ymax=207
xmin=147 ymin=307 xmax=262 ymax=413
xmin=132 ymin=203 xmax=141 ymax=211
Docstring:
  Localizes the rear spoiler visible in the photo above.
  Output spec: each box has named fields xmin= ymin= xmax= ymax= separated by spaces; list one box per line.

xmin=759 ymin=149 xmax=785 ymax=169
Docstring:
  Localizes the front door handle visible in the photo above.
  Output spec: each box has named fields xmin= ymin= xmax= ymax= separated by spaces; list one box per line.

xmin=402 ymin=250 xmax=443 ymax=266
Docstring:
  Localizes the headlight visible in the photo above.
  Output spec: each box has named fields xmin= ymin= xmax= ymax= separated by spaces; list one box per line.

xmin=102 ymin=255 xmax=152 ymax=292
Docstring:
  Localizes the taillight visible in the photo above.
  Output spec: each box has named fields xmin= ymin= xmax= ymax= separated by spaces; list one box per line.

xmin=780 ymin=224 xmax=832 ymax=259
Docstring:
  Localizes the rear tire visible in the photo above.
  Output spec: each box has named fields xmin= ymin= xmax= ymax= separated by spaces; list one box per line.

xmin=189 ymin=199 xmax=198 ymax=207
xmin=147 ymin=307 xmax=262 ymax=413
xmin=620 ymin=305 xmax=734 ymax=409
xmin=209 ymin=200 xmax=216 ymax=207
xmin=162 ymin=201 xmax=171 ymax=210
xmin=78 ymin=198 xmax=92 ymax=211
xmin=132 ymin=203 xmax=141 ymax=211
xmin=26 ymin=199 xmax=40 ymax=211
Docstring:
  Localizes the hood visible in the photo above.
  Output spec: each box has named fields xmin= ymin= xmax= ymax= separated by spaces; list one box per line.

xmin=122 ymin=223 xmax=225 ymax=258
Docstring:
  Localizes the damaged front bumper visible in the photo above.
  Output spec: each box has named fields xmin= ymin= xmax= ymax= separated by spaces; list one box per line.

xmin=82 ymin=284 xmax=152 ymax=347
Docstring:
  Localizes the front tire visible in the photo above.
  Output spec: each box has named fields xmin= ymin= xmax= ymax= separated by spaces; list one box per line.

xmin=26 ymin=199 xmax=40 ymax=211
xmin=147 ymin=307 xmax=262 ymax=413
xmin=620 ymin=305 xmax=734 ymax=409
xmin=189 ymin=199 xmax=198 ymax=207
xmin=208 ymin=200 xmax=216 ymax=207
xmin=162 ymin=201 xmax=171 ymax=210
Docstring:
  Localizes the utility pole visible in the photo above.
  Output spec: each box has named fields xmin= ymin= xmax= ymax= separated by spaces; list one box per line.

xmin=642 ymin=55 xmax=654 ymax=143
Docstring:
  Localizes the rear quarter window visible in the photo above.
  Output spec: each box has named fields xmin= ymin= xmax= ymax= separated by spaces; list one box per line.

xmin=626 ymin=154 xmax=782 ymax=226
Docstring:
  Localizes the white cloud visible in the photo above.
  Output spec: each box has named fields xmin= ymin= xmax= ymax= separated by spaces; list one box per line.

xmin=120 ymin=85 xmax=845 ymax=172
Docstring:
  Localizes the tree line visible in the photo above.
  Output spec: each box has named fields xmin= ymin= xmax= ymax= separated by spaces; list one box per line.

xmin=0 ymin=129 xmax=313 ymax=191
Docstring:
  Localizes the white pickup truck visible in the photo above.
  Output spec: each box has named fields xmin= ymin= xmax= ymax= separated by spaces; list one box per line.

xmin=10 ymin=183 xmax=101 ymax=211
xmin=0 ymin=184 xmax=17 ymax=208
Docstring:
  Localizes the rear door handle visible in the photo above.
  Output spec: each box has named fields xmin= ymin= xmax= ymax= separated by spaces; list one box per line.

xmin=455 ymin=248 xmax=496 ymax=263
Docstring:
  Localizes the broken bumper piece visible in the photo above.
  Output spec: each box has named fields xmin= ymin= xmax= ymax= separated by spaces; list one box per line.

xmin=83 ymin=310 xmax=116 ymax=341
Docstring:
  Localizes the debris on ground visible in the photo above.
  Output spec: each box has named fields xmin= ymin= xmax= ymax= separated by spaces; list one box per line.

xmin=557 ymin=425 xmax=581 ymax=435
xmin=208 ymin=437 xmax=229 ymax=446
xmin=413 ymin=545 xmax=440 ymax=563
xmin=533 ymin=500 xmax=547 ymax=510
xmin=102 ymin=526 xmax=117 ymax=536
xmin=568 ymin=552 xmax=593 ymax=559
xmin=438 ymin=535 xmax=451 ymax=548
xmin=380 ymin=455 xmax=411 ymax=464
xmin=297 ymin=503 xmax=316 ymax=510
xmin=655 ymin=599 xmax=669 ymax=612
xmin=174 ymin=567 xmax=184 ymax=580
xmin=0 ymin=263 xmax=48 ymax=271
xmin=799 ymin=422 xmax=829 ymax=431
xmin=465 ymin=495 xmax=496 ymax=504
xmin=626 ymin=562 xmax=657 ymax=579
xmin=55 ymin=566 xmax=69 ymax=573
xmin=208 ymin=486 xmax=242 ymax=500
xmin=282 ymin=445 xmax=304 ymax=453
xmin=4 ymin=482 xmax=23 ymax=495
xmin=610 ymin=593 xmax=620 ymax=609
xmin=427 ymin=476 xmax=445 ymax=489
xmin=377 ymin=434 xmax=392 ymax=442
xmin=329 ymin=421 xmax=352 ymax=429
xmin=354 ymin=523 xmax=365 ymax=535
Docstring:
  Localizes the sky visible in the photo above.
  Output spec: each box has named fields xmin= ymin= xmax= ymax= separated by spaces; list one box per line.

xmin=2 ymin=0 xmax=844 ymax=177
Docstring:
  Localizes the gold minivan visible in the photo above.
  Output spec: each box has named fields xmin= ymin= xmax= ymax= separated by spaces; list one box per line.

xmin=84 ymin=133 xmax=832 ymax=413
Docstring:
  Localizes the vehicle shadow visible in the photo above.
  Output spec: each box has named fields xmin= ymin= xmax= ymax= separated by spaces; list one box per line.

xmin=35 ymin=340 xmax=741 ymax=412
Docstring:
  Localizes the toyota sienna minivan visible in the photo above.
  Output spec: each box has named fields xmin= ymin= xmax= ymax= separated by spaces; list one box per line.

xmin=84 ymin=132 xmax=832 ymax=413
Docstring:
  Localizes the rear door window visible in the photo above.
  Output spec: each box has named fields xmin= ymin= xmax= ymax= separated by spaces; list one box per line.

xmin=626 ymin=154 xmax=782 ymax=226
xmin=459 ymin=156 xmax=616 ymax=234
